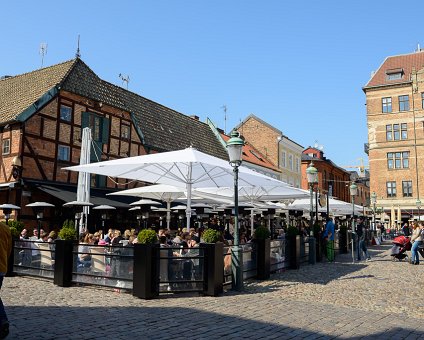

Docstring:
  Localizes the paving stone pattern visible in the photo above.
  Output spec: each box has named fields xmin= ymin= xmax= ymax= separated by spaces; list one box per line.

xmin=2 ymin=242 xmax=424 ymax=339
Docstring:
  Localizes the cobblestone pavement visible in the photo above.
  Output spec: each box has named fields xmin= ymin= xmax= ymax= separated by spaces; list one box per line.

xmin=2 ymin=241 xmax=424 ymax=339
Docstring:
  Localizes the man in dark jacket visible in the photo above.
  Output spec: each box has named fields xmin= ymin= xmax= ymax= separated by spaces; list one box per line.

xmin=356 ymin=217 xmax=371 ymax=261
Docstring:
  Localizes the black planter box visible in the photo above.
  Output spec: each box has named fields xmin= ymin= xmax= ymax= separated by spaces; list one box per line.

xmin=133 ymin=243 xmax=159 ymax=300
xmin=255 ymin=238 xmax=270 ymax=280
xmin=286 ymin=235 xmax=300 ymax=270
xmin=54 ymin=240 xmax=74 ymax=287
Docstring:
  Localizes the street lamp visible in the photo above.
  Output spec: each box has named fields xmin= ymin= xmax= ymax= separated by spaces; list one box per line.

xmin=371 ymin=192 xmax=377 ymax=231
xmin=306 ymin=161 xmax=318 ymax=235
xmin=349 ymin=182 xmax=358 ymax=263
xmin=226 ymin=129 xmax=244 ymax=291
xmin=416 ymin=199 xmax=421 ymax=221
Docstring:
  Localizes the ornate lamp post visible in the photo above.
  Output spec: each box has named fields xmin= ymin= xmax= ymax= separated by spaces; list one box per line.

xmin=416 ymin=199 xmax=421 ymax=221
xmin=371 ymin=192 xmax=377 ymax=231
xmin=306 ymin=161 xmax=318 ymax=235
xmin=349 ymin=182 xmax=358 ymax=263
xmin=226 ymin=130 xmax=244 ymax=291
xmin=306 ymin=161 xmax=318 ymax=264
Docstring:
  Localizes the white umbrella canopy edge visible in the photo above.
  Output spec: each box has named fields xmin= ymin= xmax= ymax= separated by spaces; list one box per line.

xmin=63 ymin=147 xmax=282 ymax=231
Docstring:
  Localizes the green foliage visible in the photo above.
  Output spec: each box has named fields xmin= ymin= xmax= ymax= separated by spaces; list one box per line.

xmin=254 ymin=225 xmax=271 ymax=240
xmin=202 ymin=228 xmax=221 ymax=243
xmin=62 ymin=219 xmax=75 ymax=229
xmin=9 ymin=226 xmax=19 ymax=238
xmin=7 ymin=219 xmax=25 ymax=233
xmin=286 ymin=226 xmax=299 ymax=237
xmin=58 ymin=226 xmax=77 ymax=241
xmin=137 ymin=229 xmax=158 ymax=244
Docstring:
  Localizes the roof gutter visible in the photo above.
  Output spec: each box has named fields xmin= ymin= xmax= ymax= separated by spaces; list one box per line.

xmin=15 ymin=85 xmax=59 ymax=122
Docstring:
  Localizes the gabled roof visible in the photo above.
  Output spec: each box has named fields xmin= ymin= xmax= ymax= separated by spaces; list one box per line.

xmin=235 ymin=113 xmax=282 ymax=135
xmin=0 ymin=59 xmax=229 ymax=160
xmin=0 ymin=60 xmax=75 ymax=123
xmin=364 ymin=50 xmax=424 ymax=89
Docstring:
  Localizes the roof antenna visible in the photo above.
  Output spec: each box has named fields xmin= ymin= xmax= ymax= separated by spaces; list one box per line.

xmin=76 ymin=35 xmax=81 ymax=58
xmin=221 ymin=105 xmax=227 ymax=134
xmin=119 ymin=73 xmax=130 ymax=90
xmin=39 ymin=43 xmax=48 ymax=68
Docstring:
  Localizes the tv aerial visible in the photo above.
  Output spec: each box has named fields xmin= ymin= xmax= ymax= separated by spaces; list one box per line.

xmin=39 ymin=43 xmax=48 ymax=68
xmin=119 ymin=73 xmax=130 ymax=90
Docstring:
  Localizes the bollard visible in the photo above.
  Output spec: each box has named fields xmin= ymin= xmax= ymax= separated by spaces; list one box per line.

xmin=202 ymin=242 xmax=223 ymax=296
xmin=287 ymin=235 xmax=300 ymax=269
xmin=54 ymin=240 xmax=74 ymax=287
xmin=133 ymin=243 xmax=159 ymax=299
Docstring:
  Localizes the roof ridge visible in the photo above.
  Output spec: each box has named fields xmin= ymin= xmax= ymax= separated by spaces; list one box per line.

xmin=2 ymin=59 xmax=76 ymax=81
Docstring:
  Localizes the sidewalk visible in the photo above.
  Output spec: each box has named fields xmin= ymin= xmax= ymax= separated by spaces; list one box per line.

xmin=2 ymin=241 xmax=424 ymax=339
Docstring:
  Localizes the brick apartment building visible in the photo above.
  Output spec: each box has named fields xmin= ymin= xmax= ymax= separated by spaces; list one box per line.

xmin=235 ymin=114 xmax=303 ymax=187
xmin=301 ymin=147 xmax=353 ymax=204
xmin=363 ymin=48 xmax=424 ymax=224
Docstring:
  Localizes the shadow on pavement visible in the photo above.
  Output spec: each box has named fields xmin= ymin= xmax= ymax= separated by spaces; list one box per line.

xmin=5 ymin=305 xmax=424 ymax=339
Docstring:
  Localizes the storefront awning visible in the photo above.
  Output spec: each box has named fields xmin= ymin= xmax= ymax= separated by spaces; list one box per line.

xmin=35 ymin=184 xmax=132 ymax=208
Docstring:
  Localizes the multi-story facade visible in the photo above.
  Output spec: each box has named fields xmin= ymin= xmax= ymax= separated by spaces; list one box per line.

xmin=235 ymin=114 xmax=303 ymax=187
xmin=301 ymin=147 xmax=352 ymax=203
xmin=0 ymin=58 xmax=230 ymax=229
xmin=363 ymin=49 xmax=424 ymax=223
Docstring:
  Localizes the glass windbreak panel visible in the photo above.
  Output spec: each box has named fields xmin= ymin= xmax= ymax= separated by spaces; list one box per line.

xmin=158 ymin=245 xmax=204 ymax=292
xmin=72 ymin=244 xmax=134 ymax=290
xmin=270 ymin=240 xmax=286 ymax=272
xmin=13 ymin=240 xmax=55 ymax=279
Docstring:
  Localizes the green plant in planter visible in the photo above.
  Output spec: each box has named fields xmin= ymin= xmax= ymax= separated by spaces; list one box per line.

xmin=286 ymin=226 xmax=299 ymax=238
xmin=202 ymin=228 xmax=221 ymax=243
xmin=58 ymin=226 xmax=77 ymax=241
xmin=9 ymin=226 xmax=20 ymax=238
xmin=7 ymin=219 xmax=25 ymax=234
xmin=137 ymin=229 xmax=158 ymax=244
xmin=254 ymin=225 xmax=271 ymax=240
xmin=62 ymin=219 xmax=75 ymax=229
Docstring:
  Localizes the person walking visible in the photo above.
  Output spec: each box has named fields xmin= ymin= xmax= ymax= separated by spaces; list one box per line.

xmin=0 ymin=221 xmax=12 ymax=339
xmin=356 ymin=216 xmax=371 ymax=261
xmin=410 ymin=222 xmax=423 ymax=265
xmin=323 ymin=217 xmax=335 ymax=262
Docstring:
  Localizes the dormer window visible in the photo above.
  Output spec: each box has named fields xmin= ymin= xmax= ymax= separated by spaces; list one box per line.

xmin=386 ymin=68 xmax=403 ymax=81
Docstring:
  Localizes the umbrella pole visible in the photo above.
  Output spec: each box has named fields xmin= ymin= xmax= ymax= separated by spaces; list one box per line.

xmin=186 ymin=164 xmax=192 ymax=232
xmin=166 ymin=201 xmax=171 ymax=231
xmin=250 ymin=208 xmax=254 ymax=237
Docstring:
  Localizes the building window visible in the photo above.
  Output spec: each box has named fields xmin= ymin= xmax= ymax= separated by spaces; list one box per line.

xmin=402 ymin=180 xmax=413 ymax=197
xmin=58 ymin=145 xmax=70 ymax=161
xmin=288 ymin=154 xmax=293 ymax=171
xmin=422 ymin=93 xmax=424 ymax=109
xmin=60 ymin=105 xmax=72 ymax=122
xmin=387 ymin=72 xmax=402 ymax=80
xmin=2 ymin=139 xmax=10 ymax=155
xmin=387 ymin=151 xmax=409 ymax=169
xmin=281 ymin=151 xmax=286 ymax=168
xmin=382 ymin=97 xmax=392 ymax=113
xmin=399 ymin=95 xmax=409 ymax=111
xmin=386 ymin=123 xmax=408 ymax=141
xmin=295 ymin=157 xmax=300 ymax=173
xmin=121 ymin=125 xmax=130 ymax=140
xmin=386 ymin=181 xmax=396 ymax=197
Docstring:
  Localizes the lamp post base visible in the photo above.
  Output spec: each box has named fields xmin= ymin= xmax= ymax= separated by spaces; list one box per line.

xmin=231 ymin=245 xmax=243 ymax=291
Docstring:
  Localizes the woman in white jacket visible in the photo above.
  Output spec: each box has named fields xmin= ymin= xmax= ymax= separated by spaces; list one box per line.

xmin=410 ymin=222 xmax=423 ymax=265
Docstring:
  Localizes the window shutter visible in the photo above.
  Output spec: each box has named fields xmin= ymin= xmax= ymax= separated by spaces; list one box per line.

xmin=81 ymin=112 xmax=90 ymax=128
xmin=101 ymin=117 xmax=110 ymax=144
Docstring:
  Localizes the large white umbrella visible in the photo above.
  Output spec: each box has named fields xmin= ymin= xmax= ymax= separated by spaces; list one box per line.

xmin=76 ymin=127 xmax=92 ymax=233
xmin=193 ymin=185 xmax=309 ymax=236
xmin=108 ymin=184 xmax=185 ymax=230
xmin=64 ymin=147 xmax=280 ymax=231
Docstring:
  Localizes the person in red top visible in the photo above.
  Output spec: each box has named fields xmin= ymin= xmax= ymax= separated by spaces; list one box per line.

xmin=0 ymin=221 xmax=12 ymax=339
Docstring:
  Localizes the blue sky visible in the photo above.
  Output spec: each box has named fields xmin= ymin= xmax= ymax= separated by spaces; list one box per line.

xmin=1 ymin=0 xmax=424 ymax=168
